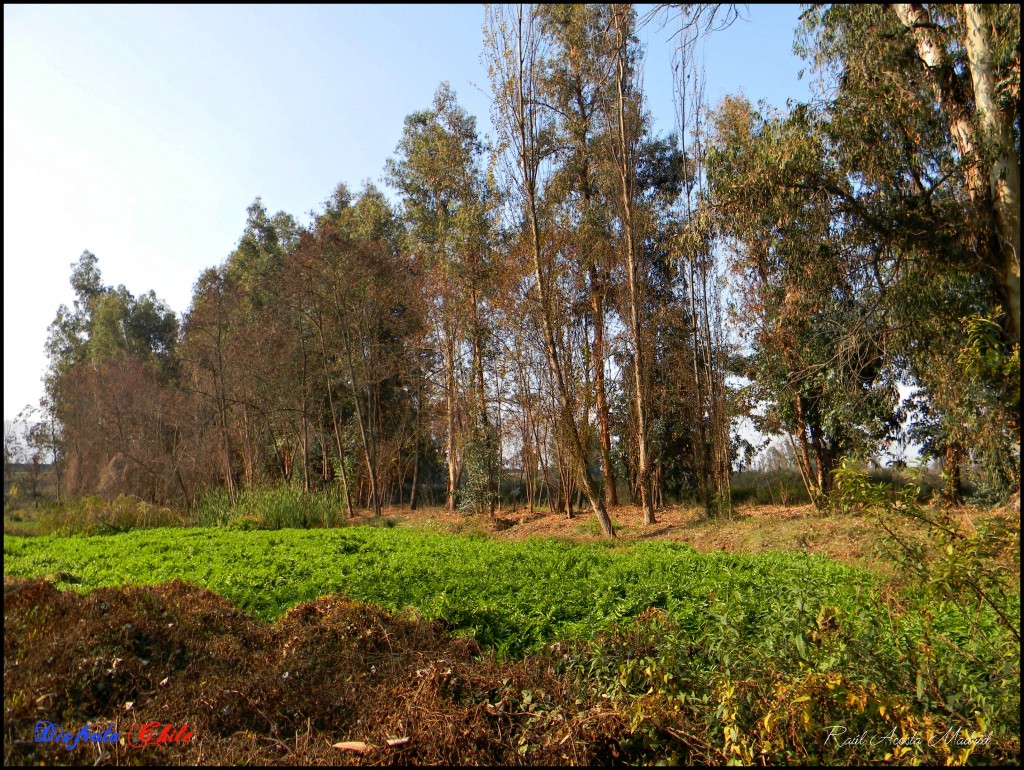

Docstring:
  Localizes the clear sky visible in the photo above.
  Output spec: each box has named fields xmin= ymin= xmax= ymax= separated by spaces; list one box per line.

xmin=4 ymin=4 xmax=813 ymax=421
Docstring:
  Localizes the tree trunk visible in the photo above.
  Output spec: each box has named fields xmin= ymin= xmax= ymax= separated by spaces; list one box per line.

xmin=963 ymin=4 xmax=1021 ymax=337
xmin=811 ymin=428 xmax=833 ymax=501
xmin=691 ymin=265 xmax=711 ymax=516
xmin=530 ymin=222 xmax=614 ymax=535
xmin=240 ymin=406 xmax=255 ymax=490
xmin=793 ymin=395 xmax=822 ymax=508
xmin=299 ymin=325 xmax=312 ymax=494
xmin=409 ymin=376 xmax=421 ymax=511
xmin=611 ymin=6 xmax=654 ymax=525
xmin=893 ymin=3 xmax=1019 ymax=336
xmin=317 ymin=339 xmax=354 ymax=517
xmin=944 ymin=441 xmax=964 ymax=506
xmin=590 ymin=268 xmax=619 ymax=507
xmin=444 ymin=328 xmax=458 ymax=511
xmin=891 ymin=4 xmax=985 ymax=196
xmin=470 ymin=284 xmax=495 ymax=516
xmin=511 ymin=5 xmax=615 ymax=537
xmin=213 ymin=324 xmax=235 ymax=500
xmin=341 ymin=327 xmax=381 ymax=518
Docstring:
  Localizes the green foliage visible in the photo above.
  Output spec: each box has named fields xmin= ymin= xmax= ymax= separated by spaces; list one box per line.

xmin=706 ymin=96 xmax=903 ymax=507
xmin=385 ymin=81 xmax=491 ymax=280
xmin=191 ymin=484 xmax=345 ymax=530
xmin=563 ymin=597 xmax=1018 ymax=764
xmin=48 ymin=252 xmax=178 ymax=380
xmin=88 ymin=288 xmax=178 ymax=372
xmin=834 ymin=459 xmax=1020 ymax=644
xmin=2 ymin=528 xmax=874 ymax=653
xmin=954 ymin=313 xmax=1021 ymax=498
xmin=459 ymin=417 xmax=499 ymax=515
xmin=824 ymin=458 xmax=1020 ymax=761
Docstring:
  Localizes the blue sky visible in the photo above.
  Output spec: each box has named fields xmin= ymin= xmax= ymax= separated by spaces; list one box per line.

xmin=4 ymin=4 xmax=813 ymax=420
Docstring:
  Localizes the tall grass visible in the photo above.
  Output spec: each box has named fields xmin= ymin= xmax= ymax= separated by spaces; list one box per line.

xmin=731 ymin=469 xmax=811 ymax=506
xmin=191 ymin=484 xmax=346 ymax=530
xmin=37 ymin=495 xmax=187 ymax=536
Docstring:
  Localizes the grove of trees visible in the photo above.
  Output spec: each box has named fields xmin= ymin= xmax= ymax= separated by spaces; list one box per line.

xmin=36 ymin=4 xmax=1019 ymax=534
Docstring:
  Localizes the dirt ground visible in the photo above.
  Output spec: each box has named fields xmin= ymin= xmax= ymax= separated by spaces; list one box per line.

xmin=4 ymin=578 xmax=633 ymax=766
xmin=352 ymin=500 xmax=1015 ymax=570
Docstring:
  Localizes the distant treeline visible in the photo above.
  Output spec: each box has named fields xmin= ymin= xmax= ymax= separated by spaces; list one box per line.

xmin=36 ymin=6 xmax=1019 ymax=529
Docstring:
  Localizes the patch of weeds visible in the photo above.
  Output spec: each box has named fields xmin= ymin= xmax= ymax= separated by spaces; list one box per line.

xmin=574 ymin=516 xmax=620 ymax=537
xmin=361 ymin=515 xmax=397 ymax=529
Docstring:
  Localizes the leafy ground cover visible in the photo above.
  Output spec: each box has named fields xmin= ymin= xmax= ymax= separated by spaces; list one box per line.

xmin=3 ymin=525 xmax=1020 ymax=763
xmin=4 ymin=528 xmax=878 ymax=655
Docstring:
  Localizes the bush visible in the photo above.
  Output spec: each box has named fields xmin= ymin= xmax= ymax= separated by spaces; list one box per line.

xmin=562 ymin=602 xmax=1018 ymax=764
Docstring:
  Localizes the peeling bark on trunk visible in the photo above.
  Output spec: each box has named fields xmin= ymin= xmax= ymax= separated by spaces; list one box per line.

xmin=963 ymin=4 xmax=1021 ymax=336
xmin=892 ymin=3 xmax=1020 ymax=337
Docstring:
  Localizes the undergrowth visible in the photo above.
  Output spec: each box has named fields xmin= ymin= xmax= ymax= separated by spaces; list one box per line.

xmin=30 ymin=494 xmax=187 ymax=536
xmin=191 ymin=484 xmax=346 ymax=529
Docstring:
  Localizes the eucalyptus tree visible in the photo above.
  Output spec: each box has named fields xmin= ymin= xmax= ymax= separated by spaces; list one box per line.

xmin=44 ymin=252 xmax=185 ymax=503
xmin=537 ymin=3 xmax=620 ymax=507
xmin=485 ymin=3 xmax=616 ymax=537
xmin=668 ymin=7 xmax=735 ymax=516
xmin=292 ymin=186 xmax=420 ymax=517
xmin=794 ymin=3 xmax=1020 ymax=496
xmin=597 ymin=3 xmax=659 ymax=524
xmin=224 ymin=200 xmax=313 ymax=491
xmin=886 ymin=4 xmax=1020 ymax=338
xmin=387 ymin=83 xmax=496 ymax=512
xmin=180 ymin=199 xmax=302 ymax=495
xmin=706 ymin=97 xmax=902 ymax=507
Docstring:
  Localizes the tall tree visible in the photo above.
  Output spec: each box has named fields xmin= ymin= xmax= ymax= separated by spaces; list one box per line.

xmin=387 ymin=84 xmax=495 ymax=513
xmin=539 ymin=3 xmax=620 ymax=507
xmin=602 ymin=4 xmax=657 ymax=524
xmin=793 ymin=3 xmax=1020 ymax=496
xmin=707 ymin=97 xmax=901 ymax=506
xmin=485 ymin=3 xmax=616 ymax=537
xmin=886 ymin=4 xmax=1020 ymax=337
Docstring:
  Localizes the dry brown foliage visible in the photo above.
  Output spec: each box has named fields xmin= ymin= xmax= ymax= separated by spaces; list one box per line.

xmin=4 ymin=579 xmax=628 ymax=766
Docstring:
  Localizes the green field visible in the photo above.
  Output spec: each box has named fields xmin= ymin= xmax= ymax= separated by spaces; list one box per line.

xmin=4 ymin=526 xmax=1020 ymax=763
xmin=4 ymin=527 xmax=875 ymax=653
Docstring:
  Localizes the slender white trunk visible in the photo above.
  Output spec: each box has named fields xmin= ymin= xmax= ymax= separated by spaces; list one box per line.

xmin=892 ymin=3 xmax=1020 ymax=334
xmin=964 ymin=4 xmax=1021 ymax=335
